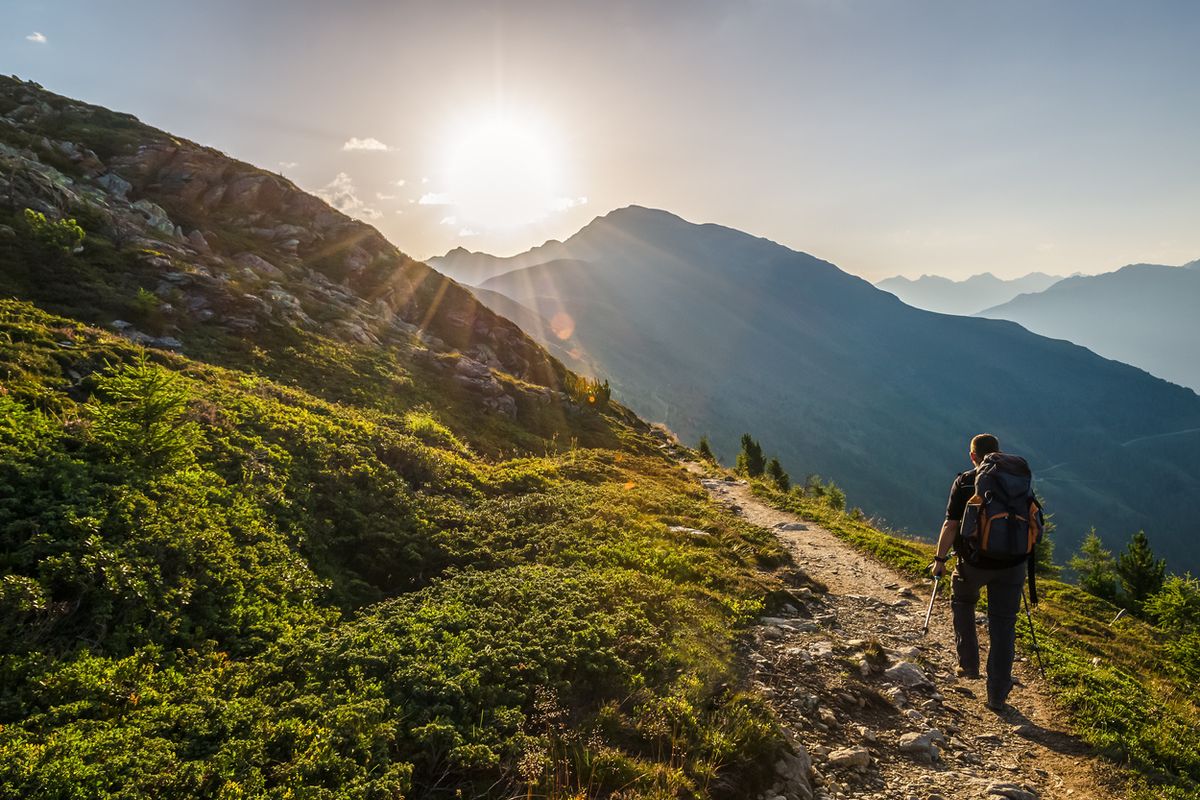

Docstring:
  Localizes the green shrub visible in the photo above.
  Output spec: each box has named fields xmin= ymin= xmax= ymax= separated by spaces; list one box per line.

xmin=22 ymin=208 xmax=85 ymax=254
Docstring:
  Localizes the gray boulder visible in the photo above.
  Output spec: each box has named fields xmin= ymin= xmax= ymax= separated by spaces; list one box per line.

xmin=96 ymin=171 xmax=132 ymax=199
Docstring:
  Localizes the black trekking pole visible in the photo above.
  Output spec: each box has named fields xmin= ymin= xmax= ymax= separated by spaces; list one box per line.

xmin=1022 ymin=589 xmax=1046 ymax=679
xmin=922 ymin=577 xmax=941 ymax=637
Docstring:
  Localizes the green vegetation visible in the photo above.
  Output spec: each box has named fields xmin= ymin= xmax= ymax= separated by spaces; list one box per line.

xmin=765 ymin=458 xmax=789 ymax=492
xmin=1069 ymin=529 xmax=1119 ymax=602
xmin=1116 ymin=531 xmax=1167 ymax=612
xmin=0 ymin=300 xmax=789 ymax=799
xmin=563 ymin=373 xmax=611 ymax=411
xmin=749 ymin=477 xmax=1200 ymax=799
xmin=22 ymin=208 xmax=85 ymax=255
xmin=734 ymin=434 xmax=764 ymax=478
xmin=697 ymin=435 xmax=715 ymax=463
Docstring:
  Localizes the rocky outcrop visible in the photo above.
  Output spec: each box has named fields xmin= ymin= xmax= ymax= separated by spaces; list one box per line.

xmin=0 ymin=75 xmax=578 ymax=419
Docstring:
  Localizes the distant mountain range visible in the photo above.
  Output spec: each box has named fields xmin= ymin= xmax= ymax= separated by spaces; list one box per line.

xmin=876 ymin=271 xmax=1065 ymax=315
xmin=430 ymin=241 xmax=574 ymax=286
xmin=977 ymin=261 xmax=1200 ymax=393
xmin=440 ymin=207 xmax=1200 ymax=570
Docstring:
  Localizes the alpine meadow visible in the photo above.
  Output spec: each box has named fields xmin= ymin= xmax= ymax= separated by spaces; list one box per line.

xmin=3 ymin=3 xmax=1200 ymax=800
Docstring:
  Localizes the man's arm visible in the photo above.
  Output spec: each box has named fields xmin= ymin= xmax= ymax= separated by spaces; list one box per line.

xmin=931 ymin=518 xmax=959 ymax=577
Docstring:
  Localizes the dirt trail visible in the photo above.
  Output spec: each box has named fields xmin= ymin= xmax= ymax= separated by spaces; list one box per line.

xmin=691 ymin=469 xmax=1121 ymax=800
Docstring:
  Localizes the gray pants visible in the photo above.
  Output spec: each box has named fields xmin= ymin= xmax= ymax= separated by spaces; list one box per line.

xmin=951 ymin=559 xmax=1027 ymax=706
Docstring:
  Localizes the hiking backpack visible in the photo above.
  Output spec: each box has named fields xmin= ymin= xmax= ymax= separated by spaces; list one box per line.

xmin=960 ymin=453 xmax=1044 ymax=563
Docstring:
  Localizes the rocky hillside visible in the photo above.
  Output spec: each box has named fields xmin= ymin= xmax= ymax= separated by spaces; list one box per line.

xmin=0 ymin=76 xmax=801 ymax=799
xmin=0 ymin=75 xmax=569 ymax=422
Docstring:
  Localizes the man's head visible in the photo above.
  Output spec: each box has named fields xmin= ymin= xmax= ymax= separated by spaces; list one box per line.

xmin=970 ymin=433 xmax=1000 ymax=465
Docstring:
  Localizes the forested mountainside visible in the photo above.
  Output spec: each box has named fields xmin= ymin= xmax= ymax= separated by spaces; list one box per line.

xmin=0 ymin=75 xmax=790 ymax=798
xmin=977 ymin=260 xmax=1200 ymax=392
xmin=444 ymin=207 xmax=1200 ymax=572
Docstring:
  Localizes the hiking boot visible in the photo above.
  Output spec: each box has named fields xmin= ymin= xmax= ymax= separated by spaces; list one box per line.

xmin=956 ymin=665 xmax=980 ymax=679
xmin=985 ymin=698 xmax=1009 ymax=713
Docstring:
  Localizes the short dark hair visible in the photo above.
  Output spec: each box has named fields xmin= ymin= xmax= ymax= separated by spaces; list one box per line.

xmin=971 ymin=433 xmax=1000 ymax=457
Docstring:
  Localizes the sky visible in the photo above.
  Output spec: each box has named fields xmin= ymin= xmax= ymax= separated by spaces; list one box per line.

xmin=3 ymin=0 xmax=1199 ymax=280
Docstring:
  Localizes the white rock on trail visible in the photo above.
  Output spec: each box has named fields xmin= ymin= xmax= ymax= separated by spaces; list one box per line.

xmin=985 ymin=783 xmax=1039 ymax=800
xmin=884 ymin=661 xmax=932 ymax=688
xmin=898 ymin=729 xmax=944 ymax=762
xmin=826 ymin=747 xmax=870 ymax=768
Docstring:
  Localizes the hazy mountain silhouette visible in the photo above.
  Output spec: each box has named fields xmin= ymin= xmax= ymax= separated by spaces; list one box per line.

xmin=438 ymin=207 xmax=1200 ymax=570
xmin=977 ymin=261 xmax=1200 ymax=392
xmin=877 ymin=272 xmax=1065 ymax=315
xmin=429 ymin=241 xmax=573 ymax=285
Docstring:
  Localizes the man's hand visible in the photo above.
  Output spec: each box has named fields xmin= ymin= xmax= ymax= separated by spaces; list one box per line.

xmin=930 ymin=519 xmax=959 ymax=581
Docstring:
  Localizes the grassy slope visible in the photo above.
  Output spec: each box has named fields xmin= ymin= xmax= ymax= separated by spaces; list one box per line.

xmin=750 ymin=480 xmax=1200 ymax=800
xmin=0 ymin=297 xmax=797 ymax=800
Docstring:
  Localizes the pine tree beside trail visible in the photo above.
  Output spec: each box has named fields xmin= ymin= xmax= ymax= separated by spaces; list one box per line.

xmin=1068 ymin=529 xmax=1119 ymax=602
xmin=697 ymin=435 xmax=716 ymax=463
xmin=1117 ymin=530 xmax=1166 ymax=611
xmin=736 ymin=434 xmax=765 ymax=477
xmin=766 ymin=457 xmax=790 ymax=491
xmin=1034 ymin=506 xmax=1061 ymax=578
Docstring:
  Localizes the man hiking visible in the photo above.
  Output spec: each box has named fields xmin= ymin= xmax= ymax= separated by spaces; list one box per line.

xmin=930 ymin=433 xmax=1042 ymax=712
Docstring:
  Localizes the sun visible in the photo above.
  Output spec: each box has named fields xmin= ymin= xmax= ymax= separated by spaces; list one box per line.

xmin=442 ymin=113 xmax=563 ymax=230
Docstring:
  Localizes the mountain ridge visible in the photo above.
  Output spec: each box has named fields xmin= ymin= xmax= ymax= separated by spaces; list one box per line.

xmin=438 ymin=205 xmax=1200 ymax=572
xmin=876 ymin=270 xmax=1066 ymax=314
xmin=977 ymin=259 xmax=1200 ymax=392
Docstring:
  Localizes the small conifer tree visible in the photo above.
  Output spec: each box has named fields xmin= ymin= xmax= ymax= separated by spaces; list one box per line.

xmin=735 ymin=433 xmax=765 ymax=477
xmin=1117 ymin=530 xmax=1166 ymax=611
xmin=1068 ymin=529 xmax=1118 ymax=601
xmin=765 ymin=457 xmax=790 ymax=491
xmin=1033 ymin=504 xmax=1060 ymax=578
xmin=85 ymin=353 xmax=200 ymax=473
xmin=697 ymin=435 xmax=716 ymax=463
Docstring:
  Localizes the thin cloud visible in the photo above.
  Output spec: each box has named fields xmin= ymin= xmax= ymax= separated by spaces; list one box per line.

xmin=26 ymin=32 xmax=47 ymax=44
xmin=342 ymin=137 xmax=391 ymax=152
xmin=552 ymin=195 xmax=589 ymax=211
xmin=457 ymin=227 xmax=479 ymax=237
xmin=314 ymin=172 xmax=382 ymax=221
xmin=419 ymin=193 xmax=451 ymax=205
xmin=439 ymin=216 xmax=458 ymax=226
xmin=278 ymin=161 xmax=299 ymax=170
xmin=375 ymin=192 xmax=398 ymax=201
xmin=394 ymin=179 xmax=407 ymax=187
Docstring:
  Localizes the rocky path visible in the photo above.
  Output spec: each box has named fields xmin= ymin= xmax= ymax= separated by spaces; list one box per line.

xmin=692 ymin=471 xmax=1121 ymax=800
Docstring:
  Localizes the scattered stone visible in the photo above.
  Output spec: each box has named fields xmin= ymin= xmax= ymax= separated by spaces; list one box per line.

xmin=235 ymin=252 xmax=284 ymax=279
xmin=898 ymin=729 xmax=943 ymax=763
xmin=96 ymin=171 xmax=132 ymax=199
xmin=772 ymin=745 xmax=814 ymax=800
xmin=131 ymin=198 xmax=175 ymax=235
xmin=826 ymin=747 xmax=870 ymax=769
xmin=884 ymin=661 xmax=932 ymax=688
xmin=985 ymin=783 xmax=1038 ymax=800
xmin=669 ymin=525 xmax=712 ymax=539
xmin=187 ymin=229 xmax=211 ymax=252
